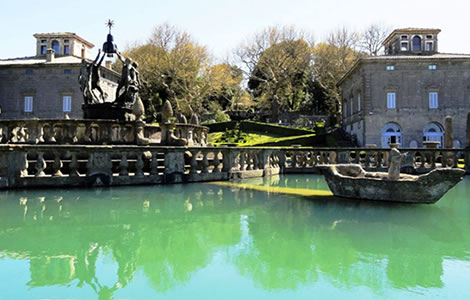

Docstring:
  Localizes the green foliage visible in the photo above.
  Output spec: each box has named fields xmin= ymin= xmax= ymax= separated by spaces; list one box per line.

xmin=214 ymin=111 xmax=231 ymax=123
xmin=122 ymin=23 xmax=244 ymax=120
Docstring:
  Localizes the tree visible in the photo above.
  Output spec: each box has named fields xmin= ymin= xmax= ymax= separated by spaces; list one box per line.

xmin=121 ymin=24 xmax=212 ymax=119
xmin=312 ymin=27 xmax=362 ymax=122
xmin=359 ymin=24 xmax=391 ymax=56
xmin=236 ymin=26 xmax=315 ymax=112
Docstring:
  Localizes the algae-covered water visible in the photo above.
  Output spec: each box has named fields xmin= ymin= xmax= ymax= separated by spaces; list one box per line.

xmin=0 ymin=175 xmax=469 ymax=299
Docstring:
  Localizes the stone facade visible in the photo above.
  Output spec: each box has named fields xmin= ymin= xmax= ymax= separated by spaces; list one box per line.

xmin=338 ymin=28 xmax=470 ymax=148
xmin=0 ymin=33 xmax=119 ymax=120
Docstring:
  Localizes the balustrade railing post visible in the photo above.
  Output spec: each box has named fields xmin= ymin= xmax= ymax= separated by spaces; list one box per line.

xmin=52 ymin=152 xmax=63 ymax=177
xmin=150 ymin=151 xmax=159 ymax=176
xmin=189 ymin=150 xmax=199 ymax=174
xmin=35 ymin=152 xmax=46 ymax=177
xmin=213 ymin=150 xmax=221 ymax=173
xmin=69 ymin=152 xmax=79 ymax=177
xmin=135 ymin=152 xmax=144 ymax=177
xmin=119 ymin=152 xmax=129 ymax=176
xmin=164 ymin=150 xmax=185 ymax=183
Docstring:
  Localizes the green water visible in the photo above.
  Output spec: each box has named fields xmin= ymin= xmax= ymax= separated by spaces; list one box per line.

xmin=0 ymin=175 xmax=469 ymax=300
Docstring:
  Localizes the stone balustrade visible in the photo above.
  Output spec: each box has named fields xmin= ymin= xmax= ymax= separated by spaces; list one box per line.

xmin=0 ymin=120 xmax=209 ymax=146
xmin=0 ymin=145 xmax=467 ymax=189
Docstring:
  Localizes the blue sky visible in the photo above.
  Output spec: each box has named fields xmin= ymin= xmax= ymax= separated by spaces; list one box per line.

xmin=1 ymin=0 xmax=469 ymax=60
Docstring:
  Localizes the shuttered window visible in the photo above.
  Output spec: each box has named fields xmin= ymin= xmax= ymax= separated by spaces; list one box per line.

xmin=63 ymin=96 xmax=72 ymax=112
xmin=24 ymin=96 xmax=33 ymax=112
xmin=429 ymin=92 xmax=438 ymax=109
xmin=387 ymin=92 xmax=396 ymax=109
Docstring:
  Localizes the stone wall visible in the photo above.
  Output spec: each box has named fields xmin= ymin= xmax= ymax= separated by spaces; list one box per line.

xmin=341 ymin=58 xmax=470 ymax=148
xmin=0 ymin=64 xmax=118 ymax=120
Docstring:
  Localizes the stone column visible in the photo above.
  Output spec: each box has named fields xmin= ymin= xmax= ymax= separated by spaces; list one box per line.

xmin=444 ymin=115 xmax=453 ymax=149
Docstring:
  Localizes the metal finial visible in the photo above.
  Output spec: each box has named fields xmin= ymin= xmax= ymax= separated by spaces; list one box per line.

xmin=105 ymin=19 xmax=115 ymax=33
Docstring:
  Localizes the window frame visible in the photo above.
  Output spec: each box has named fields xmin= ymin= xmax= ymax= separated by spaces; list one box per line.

xmin=62 ymin=95 xmax=72 ymax=112
xmin=387 ymin=92 xmax=396 ymax=109
xmin=24 ymin=96 xmax=33 ymax=112
xmin=386 ymin=65 xmax=395 ymax=71
xmin=429 ymin=92 xmax=438 ymax=109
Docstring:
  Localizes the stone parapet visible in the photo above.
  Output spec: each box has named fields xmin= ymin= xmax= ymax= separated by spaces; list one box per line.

xmin=0 ymin=145 xmax=467 ymax=190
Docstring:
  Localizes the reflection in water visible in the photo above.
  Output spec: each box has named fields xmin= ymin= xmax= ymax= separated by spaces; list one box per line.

xmin=0 ymin=175 xmax=469 ymax=299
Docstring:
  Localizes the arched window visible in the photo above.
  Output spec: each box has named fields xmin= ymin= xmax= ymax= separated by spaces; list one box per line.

xmin=381 ymin=122 xmax=402 ymax=147
xmin=423 ymin=122 xmax=443 ymax=148
xmin=412 ymin=36 xmax=421 ymax=51
xmin=52 ymin=40 xmax=60 ymax=54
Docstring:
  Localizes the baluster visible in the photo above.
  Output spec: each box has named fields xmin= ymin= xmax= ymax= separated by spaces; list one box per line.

xmin=35 ymin=152 xmax=46 ymax=177
xmin=290 ymin=151 xmax=296 ymax=168
xmin=18 ymin=152 xmax=28 ymax=177
xmin=189 ymin=150 xmax=199 ymax=174
xmin=150 ymin=152 xmax=159 ymax=176
xmin=135 ymin=152 xmax=144 ymax=177
xmin=202 ymin=151 xmax=209 ymax=173
xmin=119 ymin=152 xmax=129 ymax=176
xmin=213 ymin=151 xmax=221 ymax=173
xmin=239 ymin=151 xmax=246 ymax=171
xmin=69 ymin=152 xmax=79 ymax=177
xmin=254 ymin=151 xmax=261 ymax=170
xmin=52 ymin=152 xmax=63 ymax=177
xmin=365 ymin=151 xmax=371 ymax=168
xmin=376 ymin=150 xmax=383 ymax=169
xmin=246 ymin=151 xmax=253 ymax=170
xmin=329 ymin=151 xmax=337 ymax=164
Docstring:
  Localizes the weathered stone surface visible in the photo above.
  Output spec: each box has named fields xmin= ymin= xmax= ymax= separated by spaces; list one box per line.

xmin=445 ymin=115 xmax=453 ymax=148
xmin=466 ymin=112 xmax=470 ymax=148
xmin=321 ymin=164 xmax=465 ymax=203
xmin=162 ymin=101 xmax=174 ymax=123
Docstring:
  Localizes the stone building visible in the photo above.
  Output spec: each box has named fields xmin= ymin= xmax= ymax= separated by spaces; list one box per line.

xmin=0 ymin=32 xmax=119 ymax=119
xmin=338 ymin=28 xmax=470 ymax=148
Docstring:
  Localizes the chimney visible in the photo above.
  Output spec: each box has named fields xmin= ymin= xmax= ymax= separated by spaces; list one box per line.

xmin=105 ymin=60 xmax=112 ymax=69
xmin=46 ymin=48 xmax=55 ymax=63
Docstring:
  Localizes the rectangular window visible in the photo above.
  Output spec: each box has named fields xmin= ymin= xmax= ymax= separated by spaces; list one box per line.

xmin=64 ymin=45 xmax=70 ymax=55
xmin=41 ymin=45 xmax=47 ymax=55
xmin=426 ymin=35 xmax=433 ymax=39
xmin=25 ymin=69 xmax=33 ymax=75
xmin=63 ymin=96 xmax=72 ymax=112
xmin=425 ymin=42 xmax=433 ymax=51
xmin=24 ymin=96 xmax=33 ymax=112
xmin=401 ymin=35 xmax=408 ymax=40
xmin=429 ymin=64 xmax=437 ymax=70
xmin=350 ymin=98 xmax=353 ymax=115
xmin=386 ymin=65 xmax=395 ymax=71
xmin=357 ymin=95 xmax=361 ymax=111
xmin=429 ymin=92 xmax=438 ymax=109
xmin=387 ymin=92 xmax=396 ymax=109
xmin=400 ymin=42 xmax=408 ymax=51
xmin=64 ymin=69 xmax=72 ymax=75
xmin=64 ymin=39 xmax=69 ymax=43
xmin=41 ymin=39 xmax=47 ymax=43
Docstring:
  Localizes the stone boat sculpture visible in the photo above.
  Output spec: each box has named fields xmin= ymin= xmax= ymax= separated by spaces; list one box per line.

xmin=319 ymin=164 xmax=465 ymax=204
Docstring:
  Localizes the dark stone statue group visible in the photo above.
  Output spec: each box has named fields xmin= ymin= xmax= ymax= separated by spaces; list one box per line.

xmin=78 ymin=27 xmax=145 ymax=121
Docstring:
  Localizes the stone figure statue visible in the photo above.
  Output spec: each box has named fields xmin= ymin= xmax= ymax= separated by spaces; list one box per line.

xmin=115 ymin=52 xmax=142 ymax=110
xmin=388 ymin=147 xmax=406 ymax=180
xmin=79 ymin=50 xmax=106 ymax=104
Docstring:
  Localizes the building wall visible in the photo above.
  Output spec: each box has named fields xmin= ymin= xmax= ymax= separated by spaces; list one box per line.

xmin=0 ymin=64 xmax=118 ymax=119
xmin=341 ymin=58 xmax=470 ymax=148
